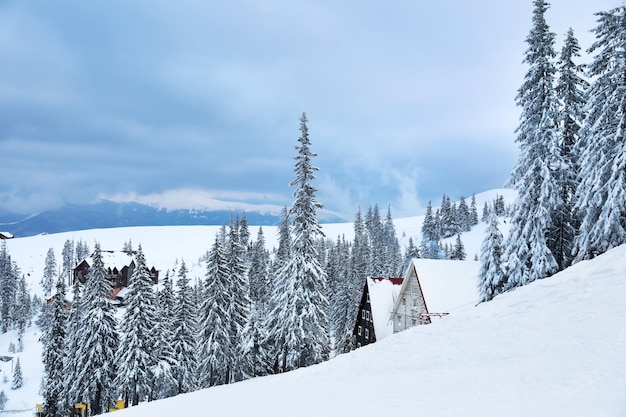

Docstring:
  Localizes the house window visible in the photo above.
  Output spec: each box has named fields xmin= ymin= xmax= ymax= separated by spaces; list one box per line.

xmin=358 ymin=325 xmax=362 ymax=336
xmin=362 ymin=310 xmax=365 ymax=319
xmin=365 ymin=311 xmax=370 ymax=321
xmin=365 ymin=328 xmax=369 ymax=339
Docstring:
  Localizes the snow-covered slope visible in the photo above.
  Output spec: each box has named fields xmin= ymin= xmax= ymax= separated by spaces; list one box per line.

xmin=112 ymin=244 xmax=626 ymax=417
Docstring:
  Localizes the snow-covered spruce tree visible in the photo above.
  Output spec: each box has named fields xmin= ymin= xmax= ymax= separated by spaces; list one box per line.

xmin=266 ymin=113 xmax=330 ymax=372
xmin=41 ymin=277 xmax=68 ymax=417
xmin=450 ymin=234 xmax=466 ymax=261
xmin=574 ymin=6 xmax=626 ymax=261
xmin=469 ymin=194 xmax=479 ymax=226
xmin=198 ymin=233 xmax=233 ymax=387
xmin=337 ymin=236 xmax=356 ymax=354
xmin=420 ymin=201 xmax=442 ymax=259
xmin=152 ymin=270 xmax=177 ymax=400
xmin=365 ymin=205 xmax=385 ymax=276
xmin=171 ymin=260 xmax=198 ymax=394
xmin=41 ymin=248 xmax=57 ymax=298
xmin=0 ymin=241 xmax=18 ymax=333
xmin=550 ymin=27 xmax=588 ymax=270
xmin=400 ymin=237 xmax=420 ymax=275
xmin=383 ymin=205 xmax=402 ymax=276
xmin=14 ymin=273 xmax=30 ymax=350
xmin=504 ymin=0 xmax=559 ymax=289
xmin=71 ymin=243 xmax=118 ymax=414
xmin=61 ymin=240 xmax=74 ymax=286
xmin=225 ymin=218 xmax=251 ymax=383
xmin=116 ymin=245 xmax=159 ymax=406
xmin=240 ymin=301 xmax=272 ymax=378
xmin=11 ymin=357 xmax=22 ymax=390
xmin=350 ymin=208 xmax=369 ymax=294
xmin=75 ymin=239 xmax=89 ymax=263
xmin=248 ymin=227 xmax=271 ymax=308
xmin=62 ymin=280 xmax=83 ymax=408
xmin=481 ymin=201 xmax=491 ymax=223
xmin=478 ymin=214 xmax=506 ymax=302
xmin=458 ymin=197 xmax=471 ymax=232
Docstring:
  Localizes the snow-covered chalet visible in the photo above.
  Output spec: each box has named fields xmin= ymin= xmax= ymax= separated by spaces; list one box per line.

xmin=353 ymin=258 xmax=479 ymax=347
xmin=73 ymin=250 xmax=159 ymax=303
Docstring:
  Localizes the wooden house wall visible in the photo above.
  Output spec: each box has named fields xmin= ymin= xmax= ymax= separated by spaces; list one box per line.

xmin=393 ymin=268 xmax=429 ymax=333
xmin=353 ymin=285 xmax=376 ymax=348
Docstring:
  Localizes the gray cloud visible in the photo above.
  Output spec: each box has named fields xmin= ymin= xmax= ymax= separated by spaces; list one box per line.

xmin=0 ymin=0 xmax=617 ymax=217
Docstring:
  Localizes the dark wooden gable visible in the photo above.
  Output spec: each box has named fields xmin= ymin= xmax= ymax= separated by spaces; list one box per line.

xmin=353 ymin=280 xmax=377 ymax=348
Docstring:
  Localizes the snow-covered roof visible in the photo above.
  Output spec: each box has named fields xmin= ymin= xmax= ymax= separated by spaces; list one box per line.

xmin=408 ymin=258 xmax=480 ymax=313
xmin=83 ymin=250 xmax=135 ymax=269
xmin=367 ymin=277 xmax=403 ymax=340
xmin=0 ymin=231 xmax=14 ymax=239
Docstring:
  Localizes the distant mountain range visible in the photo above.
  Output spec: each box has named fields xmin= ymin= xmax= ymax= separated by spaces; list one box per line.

xmin=0 ymin=200 xmax=347 ymax=238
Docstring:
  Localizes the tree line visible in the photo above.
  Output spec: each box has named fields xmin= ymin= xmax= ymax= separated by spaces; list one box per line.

xmin=478 ymin=1 xmax=626 ymax=302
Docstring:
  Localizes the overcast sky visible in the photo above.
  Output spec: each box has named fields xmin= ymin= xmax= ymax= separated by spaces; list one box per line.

xmin=0 ymin=0 xmax=618 ymax=218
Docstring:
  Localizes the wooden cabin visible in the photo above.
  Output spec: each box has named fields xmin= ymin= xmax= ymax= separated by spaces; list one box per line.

xmin=390 ymin=258 xmax=479 ymax=334
xmin=352 ymin=259 xmax=480 ymax=349
xmin=353 ymin=277 xmax=403 ymax=348
xmin=73 ymin=250 xmax=159 ymax=290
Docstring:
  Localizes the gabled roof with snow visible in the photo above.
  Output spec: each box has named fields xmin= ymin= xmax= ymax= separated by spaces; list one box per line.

xmin=396 ymin=258 xmax=479 ymax=315
xmin=82 ymin=250 xmax=135 ymax=269
xmin=0 ymin=231 xmax=14 ymax=239
xmin=367 ymin=277 xmax=403 ymax=340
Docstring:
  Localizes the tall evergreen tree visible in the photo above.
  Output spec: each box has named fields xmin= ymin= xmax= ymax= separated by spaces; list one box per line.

xmin=198 ymin=234 xmax=232 ymax=386
xmin=574 ymin=6 xmax=626 ymax=260
xmin=225 ymin=218 xmax=251 ymax=383
xmin=450 ymin=234 xmax=467 ymax=261
xmin=71 ymin=244 xmax=118 ymax=414
xmin=171 ymin=260 xmax=198 ymax=394
xmin=550 ymin=27 xmax=587 ymax=270
xmin=41 ymin=277 xmax=68 ymax=417
xmin=365 ymin=205 xmax=385 ymax=276
xmin=401 ymin=237 xmax=420 ymax=275
xmin=329 ymin=235 xmax=354 ymax=355
xmin=249 ymin=228 xmax=270 ymax=308
xmin=11 ymin=357 xmax=22 ymax=390
xmin=350 ymin=208 xmax=369 ymax=293
xmin=0 ymin=242 xmax=18 ymax=333
xmin=382 ymin=205 xmax=401 ymax=276
xmin=275 ymin=207 xmax=292 ymax=266
xmin=116 ymin=246 xmax=159 ymax=406
xmin=505 ymin=0 xmax=560 ymax=289
xmin=478 ymin=214 xmax=507 ymax=302
xmin=41 ymin=248 xmax=57 ymax=298
xmin=61 ymin=240 xmax=74 ymax=286
xmin=62 ymin=280 xmax=83 ymax=408
xmin=458 ymin=196 xmax=471 ymax=232
xmin=266 ymin=113 xmax=330 ymax=371
xmin=152 ymin=271 xmax=177 ymax=400
xmin=469 ymin=194 xmax=479 ymax=226
xmin=240 ymin=302 xmax=272 ymax=378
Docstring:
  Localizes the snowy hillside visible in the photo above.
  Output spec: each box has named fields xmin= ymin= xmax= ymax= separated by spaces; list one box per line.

xmin=108 ymin=244 xmax=626 ymax=416
xmin=0 ymin=188 xmax=522 ymax=413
